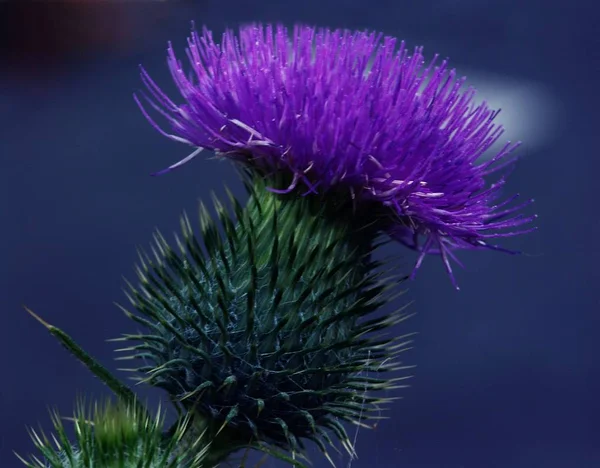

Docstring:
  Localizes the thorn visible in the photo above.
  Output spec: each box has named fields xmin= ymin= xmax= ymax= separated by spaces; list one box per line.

xmin=105 ymin=336 xmax=129 ymax=342
xmin=23 ymin=306 xmax=52 ymax=329
xmin=323 ymin=449 xmax=336 ymax=467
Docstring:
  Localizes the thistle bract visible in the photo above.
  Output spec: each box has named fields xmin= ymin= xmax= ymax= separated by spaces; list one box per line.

xmin=116 ymin=175 xmax=412 ymax=459
xmin=136 ymin=23 xmax=535 ymax=286
xmin=16 ymin=400 xmax=209 ymax=468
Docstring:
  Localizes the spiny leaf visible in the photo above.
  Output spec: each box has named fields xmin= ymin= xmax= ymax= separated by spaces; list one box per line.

xmin=23 ymin=307 xmax=144 ymax=416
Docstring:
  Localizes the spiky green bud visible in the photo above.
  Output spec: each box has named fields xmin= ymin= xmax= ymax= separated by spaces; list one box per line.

xmin=16 ymin=400 xmax=210 ymax=468
xmin=116 ymin=173 xmax=413 ymax=462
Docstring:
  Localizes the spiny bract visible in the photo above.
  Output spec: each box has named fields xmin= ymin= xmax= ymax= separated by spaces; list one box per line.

xmin=16 ymin=400 xmax=210 ymax=468
xmin=115 ymin=175 xmax=413 ymax=459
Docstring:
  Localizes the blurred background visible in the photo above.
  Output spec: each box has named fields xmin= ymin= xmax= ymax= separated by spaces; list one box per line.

xmin=0 ymin=0 xmax=597 ymax=467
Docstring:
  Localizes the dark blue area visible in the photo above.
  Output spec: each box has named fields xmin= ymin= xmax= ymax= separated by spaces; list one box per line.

xmin=0 ymin=1 xmax=597 ymax=467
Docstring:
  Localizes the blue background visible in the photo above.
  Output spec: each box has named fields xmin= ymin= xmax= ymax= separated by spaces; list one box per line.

xmin=0 ymin=1 xmax=597 ymax=467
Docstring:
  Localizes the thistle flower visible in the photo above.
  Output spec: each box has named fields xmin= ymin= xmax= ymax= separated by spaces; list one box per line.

xmin=115 ymin=174 xmax=412 ymax=463
xmin=136 ymin=23 xmax=535 ymax=287
xmin=16 ymin=400 xmax=210 ymax=468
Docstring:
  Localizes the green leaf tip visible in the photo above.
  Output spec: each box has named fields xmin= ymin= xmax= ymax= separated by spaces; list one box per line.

xmin=23 ymin=306 xmax=145 ymax=416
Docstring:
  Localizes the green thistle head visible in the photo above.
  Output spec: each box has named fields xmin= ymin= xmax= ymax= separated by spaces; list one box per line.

xmin=16 ymin=399 xmax=210 ymax=468
xmin=115 ymin=173 xmax=413 ymax=460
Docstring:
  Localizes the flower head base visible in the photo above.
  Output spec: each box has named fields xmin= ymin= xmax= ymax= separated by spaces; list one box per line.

xmin=116 ymin=175 xmax=412 ymax=460
xmin=136 ymin=23 xmax=535 ymax=287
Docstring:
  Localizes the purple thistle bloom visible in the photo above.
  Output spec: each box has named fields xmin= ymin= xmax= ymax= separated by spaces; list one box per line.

xmin=135 ymin=23 xmax=536 ymax=288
